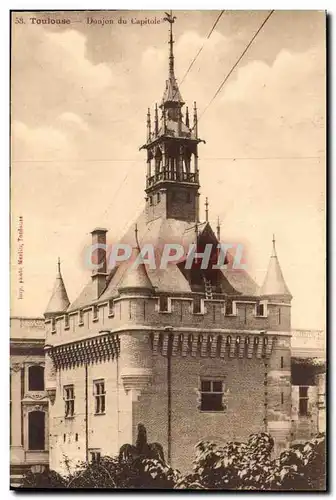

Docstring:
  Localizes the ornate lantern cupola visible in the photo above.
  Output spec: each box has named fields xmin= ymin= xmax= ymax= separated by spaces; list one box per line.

xmin=141 ymin=11 xmax=204 ymax=224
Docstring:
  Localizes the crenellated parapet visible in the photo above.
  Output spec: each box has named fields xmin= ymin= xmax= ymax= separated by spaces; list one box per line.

xmin=45 ymin=295 xmax=291 ymax=345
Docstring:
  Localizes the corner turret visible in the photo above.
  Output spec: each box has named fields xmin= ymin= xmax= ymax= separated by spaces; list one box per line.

xmin=44 ymin=258 xmax=70 ymax=318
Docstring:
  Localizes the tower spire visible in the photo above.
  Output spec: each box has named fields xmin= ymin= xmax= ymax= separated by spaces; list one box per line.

xmin=161 ymin=11 xmax=184 ymax=108
xmin=164 ymin=10 xmax=176 ymax=77
xmin=260 ymin=236 xmax=292 ymax=298
xmin=44 ymin=258 xmax=70 ymax=318
xmin=205 ymin=197 xmax=209 ymax=222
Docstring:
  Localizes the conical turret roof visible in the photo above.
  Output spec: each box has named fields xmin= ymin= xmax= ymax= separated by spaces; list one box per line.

xmin=260 ymin=236 xmax=291 ymax=298
xmin=118 ymin=227 xmax=154 ymax=294
xmin=44 ymin=258 xmax=70 ymax=317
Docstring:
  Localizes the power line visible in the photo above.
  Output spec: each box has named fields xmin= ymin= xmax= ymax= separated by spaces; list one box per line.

xmin=12 ymin=156 xmax=324 ymax=163
xmin=197 ymin=10 xmax=275 ymax=124
xmin=179 ymin=10 xmax=225 ymax=86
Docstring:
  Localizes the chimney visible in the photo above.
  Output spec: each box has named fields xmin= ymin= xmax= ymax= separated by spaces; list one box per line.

xmin=91 ymin=228 xmax=108 ymax=298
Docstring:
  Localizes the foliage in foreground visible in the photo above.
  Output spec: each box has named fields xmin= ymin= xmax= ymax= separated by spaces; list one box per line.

xmin=21 ymin=427 xmax=326 ymax=491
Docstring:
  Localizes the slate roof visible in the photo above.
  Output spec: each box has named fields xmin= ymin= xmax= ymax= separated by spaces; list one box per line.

xmin=260 ymin=240 xmax=291 ymax=297
xmin=68 ymin=210 xmax=260 ymax=311
xmin=44 ymin=260 xmax=70 ymax=316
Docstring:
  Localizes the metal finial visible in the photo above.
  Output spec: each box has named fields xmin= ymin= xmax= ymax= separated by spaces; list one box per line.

xmin=216 ymin=217 xmax=221 ymax=240
xmin=205 ymin=197 xmax=209 ymax=222
xmin=164 ymin=11 xmax=176 ymax=76
xmin=272 ymin=234 xmax=277 ymax=257
xmin=57 ymin=257 xmax=61 ymax=273
xmin=135 ymin=223 xmax=140 ymax=248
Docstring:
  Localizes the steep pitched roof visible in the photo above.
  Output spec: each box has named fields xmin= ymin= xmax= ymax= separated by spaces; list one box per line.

xmin=44 ymin=259 xmax=70 ymax=316
xmin=260 ymin=237 xmax=291 ymax=297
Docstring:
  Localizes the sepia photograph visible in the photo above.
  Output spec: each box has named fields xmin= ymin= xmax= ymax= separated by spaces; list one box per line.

xmin=10 ymin=9 xmax=326 ymax=490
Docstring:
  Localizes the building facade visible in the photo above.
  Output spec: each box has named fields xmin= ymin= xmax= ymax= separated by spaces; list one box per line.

xmin=10 ymin=317 xmax=49 ymax=486
xmin=42 ymin=16 xmax=326 ymax=475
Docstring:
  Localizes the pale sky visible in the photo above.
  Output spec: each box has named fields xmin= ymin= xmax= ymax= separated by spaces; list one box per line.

xmin=11 ymin=10 xmax=326 ymax=329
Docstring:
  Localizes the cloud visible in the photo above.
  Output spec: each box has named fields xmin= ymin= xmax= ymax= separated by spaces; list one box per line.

xmin=58 ymin=112 xmax=89 ymax=131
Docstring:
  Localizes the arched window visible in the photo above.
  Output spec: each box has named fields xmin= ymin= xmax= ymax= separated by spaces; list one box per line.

xmin=28 ymin=411 xmax=45 ymax=450
xmin=28 ymin=365 xmax=44 ymax=391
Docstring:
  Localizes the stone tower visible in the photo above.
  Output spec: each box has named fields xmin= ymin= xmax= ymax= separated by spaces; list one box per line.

xmin=44 ymin=14 xmax=294 ymax=474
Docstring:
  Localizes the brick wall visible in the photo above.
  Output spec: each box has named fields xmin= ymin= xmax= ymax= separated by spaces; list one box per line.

xmin=137 ymin=352 xmax=265 ymax=473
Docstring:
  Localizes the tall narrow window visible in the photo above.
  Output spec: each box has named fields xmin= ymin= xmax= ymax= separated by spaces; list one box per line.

xmin=193 ymin=296 xmax=202 ymax=314
xmin=64 ymin=385 xmax=75 ymax=418
xmin=299 ymin=386 xmax=309 ymax=416
xmin=225 ymin=299 xmax=233 ymax=316
xmin=281 ymin=391 xmax=284 ymax=405
xmin=108 ymin=299 xmax=114 ymax=317
xmin=159 ymin=295 xmax=168 ymax=312
xmin=256 ymin=303 xmax=264 ymax=316
xmin=94 ymin=380 xmax=106 ymax=415
xmin=278 ymin=308 xmax=281 ymax=324
xmin=28 ymin=411 xmax=45 ymax=450
xmin=28 ymin=365 xmax=44 ymax=391
xmin=200 ymin=380 xmax=225 ymax=412
xmin=280 ymin=356 xmax=284 ymax=369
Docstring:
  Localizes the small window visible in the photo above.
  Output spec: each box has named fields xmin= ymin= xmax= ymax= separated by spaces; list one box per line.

xmin=281 ymin=392 xmax=284 ymax=405
xmin=280 ymin=356 xmax=284 ymax=369
xmin=159 ymin=295 xmax=169 ymax=312
xmin=200 ymin=379 xmax=224 ymax=412
xmin=193 ymin=296 xmax=202 ymax=314
xmin=225 ymin=300 xmax=233 ymax=316
xmin=64 ymin=315 xmax=69 ymax=328
xmin=28 ymin=365 xmax=44 ymax=391
xmin=256 ymin=303 xmax=264 ymax=316
xmin=94 ymin=380 xmax=106 ymax=415
xmin=64 ymin=385 xmax=75 ymax=418
xmin=278 ymin=308 xmax=281 ymax=324
xmin=51 ymin=318 xmax=56 ymax=333
xmin=90 ymin=450 xmax=101 ymax=464
xmin=149 ymin=196 xmax=153 ymax=206
xmin=93 ymin=305 xmax=98 ymax=320
xmin=79 ymin=309 xmax=84 ymax=324
xmin=75 ymin=433 xmax=78 ymax=442
xmin=157 ymin=192 xmax=161 ymax=203
xmin=108 ymin=299 xmax=115 ymax=317
xmin=299 ymin=386 xmax=309 ymax=416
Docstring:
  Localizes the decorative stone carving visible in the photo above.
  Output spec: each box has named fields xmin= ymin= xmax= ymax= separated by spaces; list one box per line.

xmin=10 ymin=363 xmax=22 ymax=372
xmin=120 ymin=368 xmax=152 ymax=402
xmin=46 ymin=388 xmax=56 ymax=405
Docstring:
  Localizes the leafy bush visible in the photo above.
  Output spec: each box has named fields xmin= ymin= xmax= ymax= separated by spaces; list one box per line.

xmin=21 ymin=430 xmax=326 ymax=491
xmin=175 ymin=432 xmax=326 ymax=491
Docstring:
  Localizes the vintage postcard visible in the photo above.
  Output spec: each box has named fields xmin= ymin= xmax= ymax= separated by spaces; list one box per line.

xmin=10 ymin=10 xmax=326 ymax=490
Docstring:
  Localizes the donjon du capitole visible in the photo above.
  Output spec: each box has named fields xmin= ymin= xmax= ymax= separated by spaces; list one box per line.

xmin=35 ymin=13 xmax=326 ymax=475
